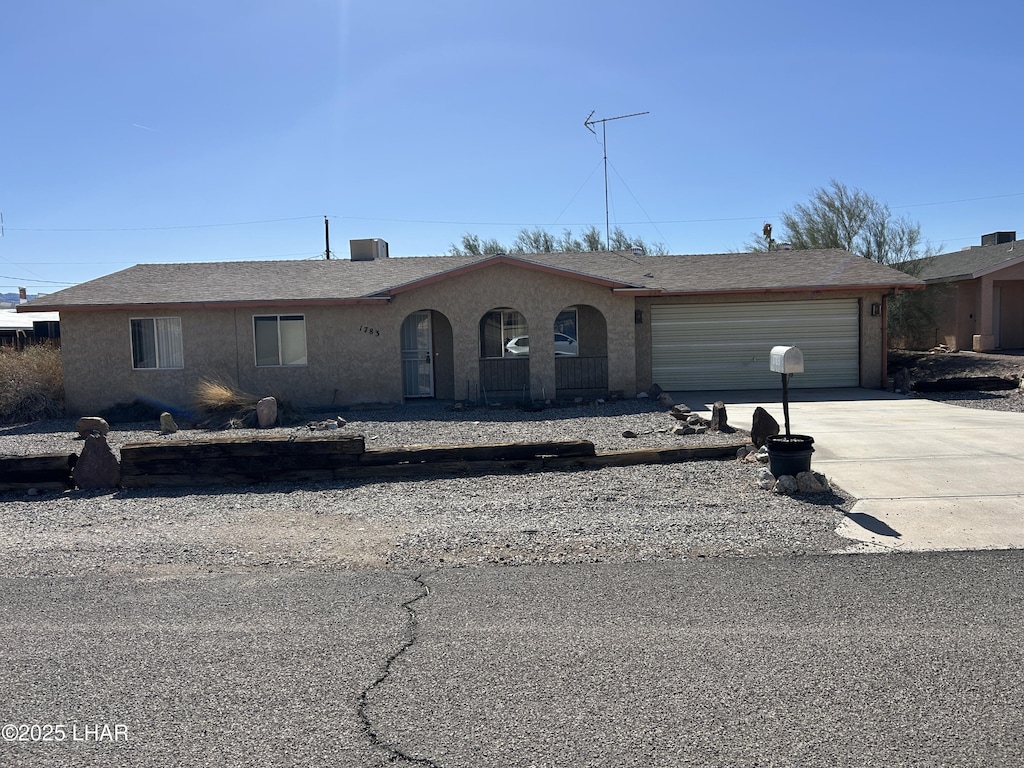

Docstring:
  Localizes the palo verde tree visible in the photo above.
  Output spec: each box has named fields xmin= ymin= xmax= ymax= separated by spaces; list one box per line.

xmin=447 ymin=225 xmax=668 ymax=256
xmin=753 ymin=179 xmax=945 ymax=349
xmin=751 ymin=179 xmax=924 ymax=265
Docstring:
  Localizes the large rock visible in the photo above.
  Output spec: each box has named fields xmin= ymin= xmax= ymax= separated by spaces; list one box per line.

xmin=160 ymin=412 xmax=178 ymax=434
xmin=797 ymin=471 xmax=830 ymax=494
xmin=710 ymin=401 xmax=729 ymax=432
xmin=772 ymin=474 xmax=800 ymax=494
xmin=745 ymin=445 xmax=770 ymax=464
xmin=73 ymin=433 xmax=121 ymax=490
xmin=256 ymin=397 xmax=278 ymax=428
xmin=669 ymin=405 xmax=692 ymax=420
xmin=76 ymin=416 xmax=109 ymax=438
xmin=750 ymin=407 xmax=780 ymax=448
xmin=756 ymin=467 xmax=776 ymax=490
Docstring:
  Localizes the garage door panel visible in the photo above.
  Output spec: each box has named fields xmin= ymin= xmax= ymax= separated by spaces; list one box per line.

xmin=651 ymin=300 xmax=859 ymax=390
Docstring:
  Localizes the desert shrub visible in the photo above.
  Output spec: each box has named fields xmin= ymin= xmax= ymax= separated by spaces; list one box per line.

xmin=0 ymin=343 xmax=65 ymax=423
xmin=193 ymin=378 xmax=300 ymax=428
xmin=194 ymin=378 xmax=259 ymax=413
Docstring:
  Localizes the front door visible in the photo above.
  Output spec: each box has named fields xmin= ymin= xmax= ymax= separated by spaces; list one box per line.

xmin=401 ymin=311 xmax=434 ymax=397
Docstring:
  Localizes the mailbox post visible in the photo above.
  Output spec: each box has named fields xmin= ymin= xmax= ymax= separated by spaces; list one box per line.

xmin=765 ymin=346 xmax=815 ymax=477
xmin=769 ymin=345 xmax=803 ymax=436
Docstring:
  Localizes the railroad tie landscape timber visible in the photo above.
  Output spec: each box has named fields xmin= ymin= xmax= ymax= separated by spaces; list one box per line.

xmin=3 ymin=432 xmax=748 ymax=491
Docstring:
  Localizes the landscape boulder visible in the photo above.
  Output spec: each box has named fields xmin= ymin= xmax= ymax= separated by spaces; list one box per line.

xmin=160 ymin=412 xmax=178 ymax=434
xmin=750 ymin=407 xmax=780 ymax=448
xmin=73 ymin=433 xmax=121 ymax=490
xmin=256 ymin=397 xmax=278 ymax=428
xmin=745 ymin=445 xmax=770 ymax=464
xmin=797 ymin=471 xmax=830 ymax=494
xmin=669 ymin=405 xmax=692 ymax=420
xmin=710 ymin=401 xmax=730 ymax=432
xmin=76 ymin=416 xmax=109 ymax=438
xmin=772 ymin=474 xmax=800 ymax=494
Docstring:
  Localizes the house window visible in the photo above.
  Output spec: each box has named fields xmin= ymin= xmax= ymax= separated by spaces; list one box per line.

xmin=479 ymin=309 xmax=528 ymax=358
xmin=130 ymin=317 xmax=183 ymax=369
xmin=254 ymin=315 xmax=307 ymax=366
xmin=554 ymin=308 xmax=578 ymax=355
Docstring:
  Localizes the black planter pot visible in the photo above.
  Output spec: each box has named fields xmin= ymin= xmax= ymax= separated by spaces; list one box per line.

xmin=765 ymin=434 xmax=814 ymax=478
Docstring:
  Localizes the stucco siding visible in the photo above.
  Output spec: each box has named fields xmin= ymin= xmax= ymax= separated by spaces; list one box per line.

xmin=61 ymin=309 xmax=238 ymax=416
xmin=390 ymin=262 xmax=636 ymax=401
xmin=998 ymin=282 xmax=1024 ymax=348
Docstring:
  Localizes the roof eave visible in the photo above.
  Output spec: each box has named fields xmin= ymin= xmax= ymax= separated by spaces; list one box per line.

xmin=20 ymin=297 xmax=392 ymax=312
xmin=614 ymin=282 xmax=924 ymax=297
xmin=379 ymin=254 xmax=641 ymax=296
xmin=922 ymin=274 xmax=972 ymax=284
xmin=973 ymin=250 xmax=1024 ymax=280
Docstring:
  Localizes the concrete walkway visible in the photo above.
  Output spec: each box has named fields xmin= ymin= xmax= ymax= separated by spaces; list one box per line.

xmin=680 ymin=388 xmax=1024 ymax=553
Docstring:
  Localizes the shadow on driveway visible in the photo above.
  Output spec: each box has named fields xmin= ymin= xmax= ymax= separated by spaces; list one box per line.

xmin=843 ymin=511 xmax=902 ymax=539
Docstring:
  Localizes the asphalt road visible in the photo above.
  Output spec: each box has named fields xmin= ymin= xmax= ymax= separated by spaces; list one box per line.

xmin=2 ymin=552 xmax=1022 ymax=767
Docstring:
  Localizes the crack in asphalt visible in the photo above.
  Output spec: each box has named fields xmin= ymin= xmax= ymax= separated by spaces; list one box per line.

xmin=358 ymin=571 xmax=443 ymax=767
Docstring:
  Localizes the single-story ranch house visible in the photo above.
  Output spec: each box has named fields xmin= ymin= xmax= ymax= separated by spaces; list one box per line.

xmin=20 ymin=241 xmax=922 ymax=416
xmin=899 ymin=231 xmax=1024 ymax=352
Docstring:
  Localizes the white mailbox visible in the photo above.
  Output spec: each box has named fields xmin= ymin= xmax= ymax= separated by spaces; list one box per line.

xmin=769 ymin=345 xmax=804 ymax=374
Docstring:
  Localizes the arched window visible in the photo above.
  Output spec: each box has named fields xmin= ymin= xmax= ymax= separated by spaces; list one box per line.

xmin=479 ymin=308 xmax=528 ymax=358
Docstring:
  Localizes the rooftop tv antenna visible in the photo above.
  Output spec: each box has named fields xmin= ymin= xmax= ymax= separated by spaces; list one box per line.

xmin=584 ymin=110 xmax=649 ymax=247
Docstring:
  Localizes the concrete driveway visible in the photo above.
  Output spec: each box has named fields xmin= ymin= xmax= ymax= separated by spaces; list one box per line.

xmin=681 ymin=388 xmax=1024 ymax=553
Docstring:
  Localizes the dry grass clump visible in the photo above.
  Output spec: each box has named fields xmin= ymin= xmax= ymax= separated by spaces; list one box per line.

xmin=193 ymin=378 xmax=297 ymax=428
xmin=0 ymin=343 xmax=65 ymax=423
xmin=194 ymin=378 xmax=259 ymax=414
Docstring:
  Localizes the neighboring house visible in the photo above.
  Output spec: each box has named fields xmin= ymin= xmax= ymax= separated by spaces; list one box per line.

xmin=0 ymin=308 xmax=60 ymax=348
xmin=18 ymin=242 xmax=920 ymax=415
xmin=902 ymin=231 xmax=1024 ymax=351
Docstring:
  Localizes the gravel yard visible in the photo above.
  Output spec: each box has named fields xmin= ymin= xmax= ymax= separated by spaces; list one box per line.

xmin=0 ymin=399 xmax=854 ymax=577
xmin=912 ymin=388 xmax=1024 ymax=412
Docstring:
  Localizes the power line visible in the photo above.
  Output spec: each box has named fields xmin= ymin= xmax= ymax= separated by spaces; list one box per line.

xmin=2 ymin=188 xmax=1022 ymax=236
xmin=4 ymin=215 xmax=321 ymax=233
xmin=0 ymin=275 xmax=77 ymax=285
xmin=892 ymin=191 xmax=1024 ymax=210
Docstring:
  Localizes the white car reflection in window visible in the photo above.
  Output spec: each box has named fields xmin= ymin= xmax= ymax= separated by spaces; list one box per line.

xmin=505 ymin=333 xmax=578 ymax=356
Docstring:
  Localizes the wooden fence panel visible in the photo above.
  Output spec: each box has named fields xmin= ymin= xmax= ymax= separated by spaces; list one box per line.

xmin=555 ymin=356 xmax=608 ymax=391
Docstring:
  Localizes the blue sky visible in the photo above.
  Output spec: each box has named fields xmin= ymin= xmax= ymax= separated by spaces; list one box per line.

xmin=3 ymin=0 xmax=1022 ymax=294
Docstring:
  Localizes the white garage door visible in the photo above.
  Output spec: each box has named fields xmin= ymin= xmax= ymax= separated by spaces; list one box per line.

xmin=651 ymin=299 xmax=860 ymax=390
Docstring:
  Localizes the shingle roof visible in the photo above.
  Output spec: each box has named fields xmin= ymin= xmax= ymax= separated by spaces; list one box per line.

xmin=903 ymin=239 xmax=1024 ymax=282
xmin=20 ymin=249 xmax=921 ymax=311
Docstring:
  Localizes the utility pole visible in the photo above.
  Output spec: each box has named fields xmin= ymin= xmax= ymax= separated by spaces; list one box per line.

xmin=324 ymin=216 xmax=331 ymax=259
xmin=584 ymin=110 xmax=649 ymax=247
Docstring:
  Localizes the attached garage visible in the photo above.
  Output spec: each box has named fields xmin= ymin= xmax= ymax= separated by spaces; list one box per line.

xmin=651 ymin=299 xmax=860 ymax=390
